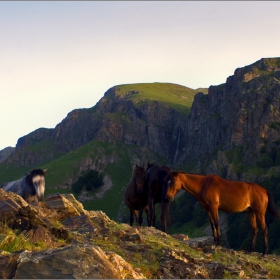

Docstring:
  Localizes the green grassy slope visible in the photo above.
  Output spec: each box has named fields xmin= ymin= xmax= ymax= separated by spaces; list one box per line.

xmin=0 ymin=82 xmax=208 ymax=221
xmin=35 ymin=140 xmax=167 ymax=220
xmin=113 ymin=83 xmax=208 ymax=115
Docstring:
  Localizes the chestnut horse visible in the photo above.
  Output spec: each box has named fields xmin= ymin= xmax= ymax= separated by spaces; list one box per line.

xmin=145 ymin=164 xmax=171 ymax=232
xmin=164 ymin=171 xmax=280 ymax=255
xmin=124 ymin=164 xmax=150 ymax=226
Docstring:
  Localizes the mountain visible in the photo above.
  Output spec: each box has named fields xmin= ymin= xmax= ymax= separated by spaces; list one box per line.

xmin=0 ymin=83 xmax=207 ymax=219
xmin=177 ymin=57 xmax=280 ymax=181
xmin=1 ymin=57 xmax=280 ymax=254
xmin=2 ymin=83 xmax=206 ymax=169
xmin=0 ymin=147 xmax=15 ymax=163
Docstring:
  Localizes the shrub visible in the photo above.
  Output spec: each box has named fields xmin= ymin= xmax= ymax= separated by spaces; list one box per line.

xmin=71 ymin=170 xmax=104 ymax=194
xmin=257 ymin=154 xmax=274 ymax=168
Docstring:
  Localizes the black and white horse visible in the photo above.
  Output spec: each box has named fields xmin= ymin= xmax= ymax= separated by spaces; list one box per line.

xmin=1 ymin=169 xmax=47 ymax=202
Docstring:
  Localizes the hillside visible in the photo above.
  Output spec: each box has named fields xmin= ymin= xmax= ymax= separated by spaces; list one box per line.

xmin=0 ymin=83 xmax=206 ymax=221
xmin=1 ymin=189 xmax=280 ymax=279
xmin=1 ymin=58 xmax=280 ymax=256
xmin=177 ymin=57 xmax=280 ymax=179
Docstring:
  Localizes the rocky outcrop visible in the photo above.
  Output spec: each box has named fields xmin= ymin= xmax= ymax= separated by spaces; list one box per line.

xmin=5 ymin=84 xmax=190 ymax=168
xmin=0 ymin=147 xmax=15 ymax=163
xmin=1 ymin=189 xmax=280 ymax=279
xmin=177 ymin=57 xmax=280 ymax=173
xmin=2 ymin=58 xmax=280 ymax=180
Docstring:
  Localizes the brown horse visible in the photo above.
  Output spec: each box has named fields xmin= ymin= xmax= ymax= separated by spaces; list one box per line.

xmin=124 ymin=164 xmax=150 ymax=226
xmin=145 ymin=164 xmax=171 ymax=232
xmin=164 ymin=171 xmax=280 ymax=255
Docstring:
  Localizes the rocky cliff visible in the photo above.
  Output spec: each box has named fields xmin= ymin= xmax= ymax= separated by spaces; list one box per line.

xmin=5 ymin=83 xmax=200 ymax=168
xmin=1 ymin=189 xmax=279 ymax=279
xmin=0 ymin=147 xmax=15 ymax=163
xmin=177 ymin=57 xmax=280 ymax=179
xmin=3 ymin=58 xmax=280 ymax=181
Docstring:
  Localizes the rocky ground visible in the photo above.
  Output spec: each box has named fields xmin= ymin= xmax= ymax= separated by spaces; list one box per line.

xmin=1 ymin=189 xmax=280 ymax=279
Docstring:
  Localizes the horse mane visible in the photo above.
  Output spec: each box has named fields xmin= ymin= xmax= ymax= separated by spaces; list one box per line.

xmin=133 ymin=165 xmax=145 ymax=177
xmin=172 ymin=170 xmax=205 ymax=176
xmin=27 ymin=169 xmax=47 ymax=176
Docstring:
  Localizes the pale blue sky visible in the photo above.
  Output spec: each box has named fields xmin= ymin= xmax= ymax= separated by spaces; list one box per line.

xmin=1 ymin=1 xmax=280 ymax=150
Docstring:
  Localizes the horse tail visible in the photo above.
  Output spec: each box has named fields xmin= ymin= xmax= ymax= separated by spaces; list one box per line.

xmin=267 ymin=191 xmax=280 ymax=219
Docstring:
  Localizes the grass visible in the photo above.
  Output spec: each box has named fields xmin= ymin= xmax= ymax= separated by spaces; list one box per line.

xmin=35 ymin=139 xmax=166 ymax=220
xmin=168 ymin=220 xmax=209 ymax=238
xmin=0 ymin=137 xmax=166 ymax=222
xmin=0 ymin=164 xmax=30 ymax=186
xmin=111 ymin=83 xmax=208 ymax=115
xmin=0 ymin=226 xmax=49 ymax=252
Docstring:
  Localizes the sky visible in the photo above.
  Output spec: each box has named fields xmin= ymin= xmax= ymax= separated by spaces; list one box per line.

xmin=1 ymin=1 xmax=280 ymax=151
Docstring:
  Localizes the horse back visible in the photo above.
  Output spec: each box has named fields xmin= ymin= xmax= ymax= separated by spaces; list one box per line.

xmin=1 ymin=179 xmax=24 ymax=195
xmin=204 ymin=175 xmax=268 ymax=212
xmin=146 ymin=165 xmax=171 ymax=201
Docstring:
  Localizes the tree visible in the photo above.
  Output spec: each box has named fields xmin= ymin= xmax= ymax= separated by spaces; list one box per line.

xmin=71 ymin=170 xmax=104 ymax=194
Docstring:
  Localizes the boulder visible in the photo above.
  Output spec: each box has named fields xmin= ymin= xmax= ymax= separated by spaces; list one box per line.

xmin=15 ymin=245 xmax=121 ymax=279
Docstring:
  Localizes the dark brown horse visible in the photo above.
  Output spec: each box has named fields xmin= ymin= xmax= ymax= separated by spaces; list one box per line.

xmin=145 ymin=164 xmax=171 ymax=232
xmin=124 ymin=164 xmax=150 ymax=226
xmin=164 ymin=171 xmax=280 ymax=255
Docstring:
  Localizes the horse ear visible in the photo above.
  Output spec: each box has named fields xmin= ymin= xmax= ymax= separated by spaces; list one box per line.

xmin=43 ymin=169 xmax=47 ymax=174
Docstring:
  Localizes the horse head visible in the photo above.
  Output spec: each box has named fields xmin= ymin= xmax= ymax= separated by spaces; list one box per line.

xmin=164 ymin=170 xmax=180 ymax=201
xmin=28 ymin=169 xmax=47 ymax=201
xmin=134 ymin=165 xmax=146 ymax=194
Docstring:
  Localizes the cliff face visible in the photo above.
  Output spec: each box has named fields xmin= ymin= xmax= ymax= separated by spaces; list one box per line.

xmin=177 ymin=58 xmax=280 ymax=177
xmin=6 ymin=84 xmax=192 ymax=167
xmin=2 ymin=58 xmax=280 ymax=181
xmin=53 ymin=88 xmax=186 ymax=161
xmin=0 ymin=147 xmax=15 ymax=163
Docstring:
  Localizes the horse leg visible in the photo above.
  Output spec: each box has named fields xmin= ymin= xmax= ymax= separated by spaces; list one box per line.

xmin=148 ymin=198 xmax=155 ymax=227
xmin=129 ymin=208 xmax=134 ymax=226
xmin=206 ymin=206 xmax=221 ymax=245
xmin=133 ymin=209 xmax=140 ymax=226
xmin=160 ymin=201 xmax=169 ymax=232
xmin=152 ymin=202 xmax=156 ymax=227
xmin=256 ymin=211 xmax=269 ymax=256
xmin=138 ymin=208 xmax=143 ymax=226
xmin=247 ymin=210 xmax=258 ymax=253
xmin=145 ymin=205 xmax=150 ymax=226
xmin=145 ymin=205 xmax=151 ymax=226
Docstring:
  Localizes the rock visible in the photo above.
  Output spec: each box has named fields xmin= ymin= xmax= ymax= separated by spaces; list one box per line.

xmin=62 ymin=214 xmax=98 ymax=236
xmin=44 ymin=194 xmax=81 ymax=219
xmin=1 ymin=187 xmax=280 ymax=279
xmin=25 ymin=225 xmax=58 ymax=247
xmin=120 ymin=233 xmax=143 ymax=243
xmin=185 ymin=236 xmax=214 ymax=248
xmin=15 ymin=245 xmax=121 ymax=279
xmin=158 ymin=249 xmax=211 ymax=279
xmin=106 ymin=251 xmax=146 ymax=279
xmin=0 ymin=252 xmax=19 ymax=278
xmin=172 ymin=234 xmax=189 ymax=241
xmin=0 ymin=146 xmax=15 ymax=163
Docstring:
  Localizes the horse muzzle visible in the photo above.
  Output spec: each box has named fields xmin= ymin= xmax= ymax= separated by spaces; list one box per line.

xmin=166 ymin=195 xmax=174 ymax=202
xmin=38 ymin=194 xmax=44 ymax=202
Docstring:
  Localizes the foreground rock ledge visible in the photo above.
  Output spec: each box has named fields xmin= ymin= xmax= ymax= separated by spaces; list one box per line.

xmin=0 ymin=189 xmax=279 ymax=279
